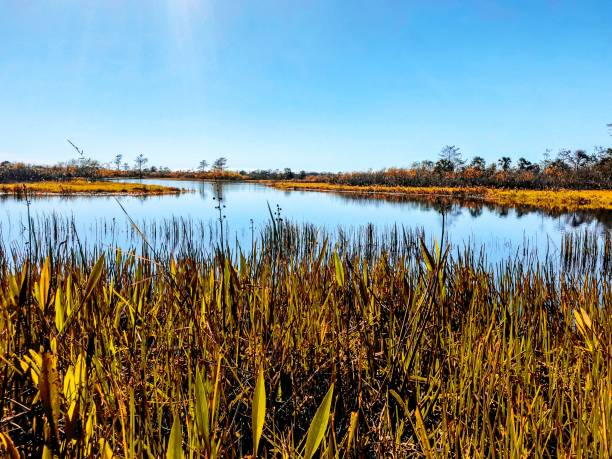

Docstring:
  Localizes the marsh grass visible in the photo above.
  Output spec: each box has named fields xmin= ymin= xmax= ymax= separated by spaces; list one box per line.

xmin=0 ymin=180 xmax=185 ymax=196
xmin=0 ymin=217 xmax=610 ymax=457
xmin=267 ymin=181 xmax=612 ymax=212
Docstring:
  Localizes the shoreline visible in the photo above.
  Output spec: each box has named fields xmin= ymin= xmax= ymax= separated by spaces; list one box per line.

xmin=263 ymin=181 xmax=612 ymax=212
xmin=0 ymin=180 xmax=188 ymax=196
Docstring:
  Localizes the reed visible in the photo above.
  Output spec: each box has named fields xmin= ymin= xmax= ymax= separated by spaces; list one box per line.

xmin=0 ymin=217 xmax=610 ymax=457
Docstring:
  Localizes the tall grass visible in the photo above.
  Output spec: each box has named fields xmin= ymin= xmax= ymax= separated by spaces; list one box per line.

xmin=0 ymin=217 xmax=610 ymax=457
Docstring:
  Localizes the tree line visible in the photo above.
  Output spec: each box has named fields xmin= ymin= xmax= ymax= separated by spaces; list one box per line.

xmin=1 ymin=138 xmax=611 ymax=189
xmin=301 ymin=144 xmax=612 ymax=190
xmin=0 ymin=140 xmax=237 ymax=182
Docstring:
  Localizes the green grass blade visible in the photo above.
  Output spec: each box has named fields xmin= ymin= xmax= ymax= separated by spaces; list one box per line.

xmin=304 ymin=383 xmax=334 ymax=459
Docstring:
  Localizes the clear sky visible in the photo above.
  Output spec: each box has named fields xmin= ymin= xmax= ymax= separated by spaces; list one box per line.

xmin=1 ymin=0 xmax=611 ymax=171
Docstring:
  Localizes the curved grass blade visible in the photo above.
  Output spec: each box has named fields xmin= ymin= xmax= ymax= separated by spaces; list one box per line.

xmin=303 ymin=383 xmax=334 ymax=459
xmin=252 ymin=367 xmax=266 ymax=456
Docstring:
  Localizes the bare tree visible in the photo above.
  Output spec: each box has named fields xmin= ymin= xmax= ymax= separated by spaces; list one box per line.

xmin=439 ymin=145 xmax=464 ymax=170
xmin=198 ymin=160 xmax=209 ymax=172
xmin=134 ymin=154 xmax=148 ymax=178
xmin=212 ymin=157 xmax=227 ymax=172
xmin=558 ymin=149 xmax=593 ymax=172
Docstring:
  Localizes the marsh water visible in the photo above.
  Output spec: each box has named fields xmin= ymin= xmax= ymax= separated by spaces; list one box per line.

xmin=1 ymin=179 xmax=610 ymax=260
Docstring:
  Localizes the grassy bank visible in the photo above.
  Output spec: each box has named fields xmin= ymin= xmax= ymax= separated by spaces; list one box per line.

xmin=0 ymin=218 xmax=610 ymax=457
xmin=0 ymin=180 xmax=185 ymax=196
xmin=266 ymin=181 xmax=612 ymax=211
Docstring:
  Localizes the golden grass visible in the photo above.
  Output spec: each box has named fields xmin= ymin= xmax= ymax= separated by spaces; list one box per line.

xmin=1 ymin=219 xmax=610 ymax=457
xmin=0 ymin=180 xmax=186 ymax=196
xmin=266 ymin=181 xmax=612 ymax=211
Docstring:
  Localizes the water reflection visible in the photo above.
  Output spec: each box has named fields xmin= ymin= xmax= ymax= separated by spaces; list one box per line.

xmin=197 ymin=181 xmax=208 ymax=200
xmin=1 ymin=179 xmax=610 ymax=261
xmin=324 ymin=190 xmax=612 ymax=231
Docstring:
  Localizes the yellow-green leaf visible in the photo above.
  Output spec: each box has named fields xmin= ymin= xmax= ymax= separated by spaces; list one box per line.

xmin=99 ymin=438 xmax=114 ymax=459
xmin=42 ymin=445 xmax=54 ymax=459
xmin=252 ymin=367 xmax=266 ymax=456
xmin=580 ymin=308 xmax=592 ymax=329
xmin=303 ymin=383 xmax=334 ymax=459
xmin=334 ymin=252 xmax=344 ymax=287
xmin=413 ymin=407 xmax=433 ymax=458
xmin=421 ymin=239 xmax=435 ymax=272
xmin=166 ymin=414 xmax=184 ymax=459
xmin=39 ymin=351 xmax=61 ymax=447
xmin=83 ymin=255 xmax=105 ymax=303
xmin=195 ymin=370 xmax=210 ymax=445
xmin=36 ymin=257 xmax=51 ymax=311
xmin=389 ymin=389 xmax=406 ymax=413
xmin=54 ymin=290 xmax=64 ymax=333
xmin=346 ymin=411 xmax=358 ymax=450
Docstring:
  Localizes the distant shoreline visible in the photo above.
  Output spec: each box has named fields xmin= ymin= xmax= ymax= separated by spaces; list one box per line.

xmin=263 ymin=181 xmax=612 ymax=212
xmin=4 ymin=178 xmax=612 ymax=212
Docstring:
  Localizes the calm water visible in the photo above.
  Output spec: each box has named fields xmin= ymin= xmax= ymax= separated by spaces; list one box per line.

xmin=1 ymin=179 xmax=610 ymax=259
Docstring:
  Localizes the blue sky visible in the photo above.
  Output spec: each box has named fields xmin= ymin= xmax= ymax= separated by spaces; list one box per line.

xmin=1 ymin=0 xmax=611 ymax=171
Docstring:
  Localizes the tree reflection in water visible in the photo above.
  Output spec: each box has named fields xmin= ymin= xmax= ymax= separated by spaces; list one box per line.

xmin=326 ymin=190 xmax=612 ymax=231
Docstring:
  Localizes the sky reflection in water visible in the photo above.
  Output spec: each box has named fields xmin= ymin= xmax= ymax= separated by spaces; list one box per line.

xmin=0 ymin=180 xmax=609 ymax=261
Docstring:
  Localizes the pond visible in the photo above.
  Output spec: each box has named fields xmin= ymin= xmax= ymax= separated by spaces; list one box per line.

xmin=1 ymin=179 xmax=610 ymax=261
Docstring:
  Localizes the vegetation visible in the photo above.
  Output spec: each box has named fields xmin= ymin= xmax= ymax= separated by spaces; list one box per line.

xmin=289 ymin=144 xmax=612 ymax=190
xmin=266 ymin=182 xmax=612 ymax=211
xmin=0 ymin=216 xmax=610 ymax=457
xmin=0 ymin=158 xmax=245 ymax=184
xmin=134 ymin=154 xmax=149 ymax=179
xmin=4 ymin=138 xmax=610 ymax=192
xmin=0 ymin=180 xmax=185 ymax=196
xmin=247 ymin=168 xmax=312 ymax=181
xmin=211 ymin=157 xmax=228 ymax=173
xmin=0 ymin=162 xmax=93 ymax=183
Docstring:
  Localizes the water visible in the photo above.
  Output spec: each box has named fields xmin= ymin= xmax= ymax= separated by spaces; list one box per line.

xmin=1 ymin=179 xmax=610 ymax=260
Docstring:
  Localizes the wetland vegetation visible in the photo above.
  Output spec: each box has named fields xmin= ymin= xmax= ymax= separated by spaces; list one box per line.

xmin=0 ymin=215 xmax=610 ymax=457
xmin=1 ymin=144 xmax=611 ymax=457
xmin=0 ymin=181 xmax=185 ymax=197
xmin=266 ymin=182 xmax=612 ymax=212
xmin=2 ymin=2 xmax=611 ymax=456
